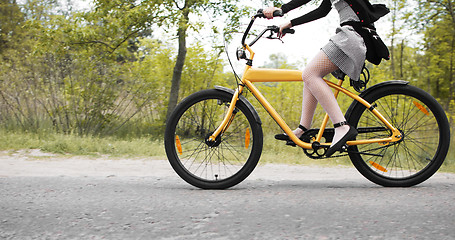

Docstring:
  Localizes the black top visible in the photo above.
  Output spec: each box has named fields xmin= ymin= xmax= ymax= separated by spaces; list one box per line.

xmin=281 ymin=0 xmax=390 ymax=26
xmin=281 ymin=0 xmax=332 ymax=27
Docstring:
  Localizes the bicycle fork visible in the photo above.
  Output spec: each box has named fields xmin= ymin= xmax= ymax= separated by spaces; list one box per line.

xmin=207 ymin=85 xmax=245 ymax=143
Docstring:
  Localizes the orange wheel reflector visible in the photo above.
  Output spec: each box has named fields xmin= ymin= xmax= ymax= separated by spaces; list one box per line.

xmin=413 ymin=101 xmax=429 ymax=116
xmin=175 ymin=135 xmax=182 ymax=155
xmin=369 ymin=161 xmax=388 ymax=172
xmin=245 ymin=128 xmax=250 ymax=149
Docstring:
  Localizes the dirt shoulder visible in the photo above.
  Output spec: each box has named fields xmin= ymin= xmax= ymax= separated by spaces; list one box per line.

xmin=1 ymin=149 xmax=454 ymax=183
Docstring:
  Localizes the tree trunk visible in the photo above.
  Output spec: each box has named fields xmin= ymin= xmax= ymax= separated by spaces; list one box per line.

xmin=400 ymin=39 xmax=404 ymax=78
xmin=165 ymin=9 xmax=189 ymax=122
xmin=449 ymin=34 xmax=454 ymax=113
xmin=390 ymin=0 xmax=397 ymax=78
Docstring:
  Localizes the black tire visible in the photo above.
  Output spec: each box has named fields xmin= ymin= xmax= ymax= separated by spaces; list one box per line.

xmin=164 ymin=89 xmax=263 ymax=189
xmin=347 ymin=84 xmax=450 ymax=187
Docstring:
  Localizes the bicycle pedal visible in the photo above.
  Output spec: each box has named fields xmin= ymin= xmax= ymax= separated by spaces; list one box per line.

xmin=286 ymin=140 xmax=297 ymax=147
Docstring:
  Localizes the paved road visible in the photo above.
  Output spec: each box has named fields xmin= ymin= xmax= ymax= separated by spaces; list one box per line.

xmin=1 ymin=156 xmax=455 ymax=239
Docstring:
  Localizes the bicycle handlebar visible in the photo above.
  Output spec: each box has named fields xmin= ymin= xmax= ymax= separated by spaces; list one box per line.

xmin=248 ymin=26 xmax=295 ymax=46
xmin=241 ymin=9 xmax=295 ymax=47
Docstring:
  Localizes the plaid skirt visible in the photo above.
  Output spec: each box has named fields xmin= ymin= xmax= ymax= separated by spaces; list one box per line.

xmin=321 ymin=25 xmax=366 ymax=81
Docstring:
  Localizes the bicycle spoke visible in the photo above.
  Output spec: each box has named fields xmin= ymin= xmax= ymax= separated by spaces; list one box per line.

xmin=347 ymin=85 xmax=449 ymax=187
xmin=165 ymin=91 xmax=260 ymax=186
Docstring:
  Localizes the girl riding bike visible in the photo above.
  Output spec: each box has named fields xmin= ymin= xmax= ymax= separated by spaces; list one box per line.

xmin=164 ymin=2 xmax=449 ymax=189
xmin=263 ymin=0 xmax=388 ymax=157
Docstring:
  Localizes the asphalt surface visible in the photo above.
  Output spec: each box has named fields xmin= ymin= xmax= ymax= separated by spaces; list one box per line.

xmin=1 ymin=156 xmax=455 ymax=239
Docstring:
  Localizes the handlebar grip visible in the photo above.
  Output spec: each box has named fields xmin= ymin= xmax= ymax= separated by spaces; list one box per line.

xmin=256 ymin=9 xmax=283 ymax=18
xmin=282 ymin=28 xmax=295 ymax=34
xmin=273 ymin=9 xmax=283 ymax=17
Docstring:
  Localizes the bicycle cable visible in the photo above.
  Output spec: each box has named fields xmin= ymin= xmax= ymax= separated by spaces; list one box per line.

xmin=223 ymin=31 xmax=243 ymax=91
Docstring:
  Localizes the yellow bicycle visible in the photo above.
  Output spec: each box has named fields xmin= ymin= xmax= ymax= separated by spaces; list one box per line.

xmin=164 ymin=10 xmax=450 ymax=189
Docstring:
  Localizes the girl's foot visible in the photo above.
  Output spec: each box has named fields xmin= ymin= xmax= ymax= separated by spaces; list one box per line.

xmin=275 ymin=125 xmax=307 ymax=141
xmin=326 ymin=121 xmax=358 ymax=157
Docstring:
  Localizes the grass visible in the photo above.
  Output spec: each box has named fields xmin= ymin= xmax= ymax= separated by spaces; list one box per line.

xmin=0 ymin=130 xmax=453 ymax=173
xmin=0 ymin=130 xmax=166 ymax=159
xmin=0 ymin=130 xmax=353 ymax=166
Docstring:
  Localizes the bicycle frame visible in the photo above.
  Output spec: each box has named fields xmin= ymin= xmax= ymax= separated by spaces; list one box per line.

xmin=209 ymin=16 xmax=402 ymax=150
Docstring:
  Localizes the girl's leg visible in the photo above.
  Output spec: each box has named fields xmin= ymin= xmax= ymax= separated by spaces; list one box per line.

xmin=300 ymin=51 xmax=351 ymax=146
xmin=291 ymin=84 xmax=317 ymax=137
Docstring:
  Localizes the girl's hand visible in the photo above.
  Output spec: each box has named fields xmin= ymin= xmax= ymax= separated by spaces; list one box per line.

xmin=263 ymin=6 xmax=280 ymax=19
xmin=278 ymin=21 xmax=292 ymax=38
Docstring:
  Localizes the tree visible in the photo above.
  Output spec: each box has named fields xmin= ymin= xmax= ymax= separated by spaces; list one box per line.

xmin=84 ymin=0 xmax=248 ymax=123
xmin=374 ymin=0 xmax=454 ymax=127
xmin=68 ymin=0 xmax=164 ymax=58
xmin=162 ymin=0 xmax=249 ymax=122
xmin=413 ymin=0 xmax=454 ymax=108
xmin=0 ymin=0 xmax=24 ymax=53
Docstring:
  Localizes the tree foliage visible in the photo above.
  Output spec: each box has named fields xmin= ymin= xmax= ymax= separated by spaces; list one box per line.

xmin=375 ymin=0 xmax=454 ymax=115
xmin=0 ymin=0 xmax=232 ymax=137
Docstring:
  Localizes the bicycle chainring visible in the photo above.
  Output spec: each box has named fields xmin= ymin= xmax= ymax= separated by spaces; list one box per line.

xmin=301 ymin=129 xmax=334 ymax=159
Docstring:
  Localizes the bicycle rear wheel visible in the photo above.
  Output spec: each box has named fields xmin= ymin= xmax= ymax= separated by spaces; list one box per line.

xmin=347 ymin=84 xmax=450 ymax=187
xmin=164 ymin=89 xmax=263 ymax=189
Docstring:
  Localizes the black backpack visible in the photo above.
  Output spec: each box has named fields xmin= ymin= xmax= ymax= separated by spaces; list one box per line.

xmin=344 ymin=0 xmax=390 ymax=65
xmin=346 ymin=0 xmax=390 ymax=25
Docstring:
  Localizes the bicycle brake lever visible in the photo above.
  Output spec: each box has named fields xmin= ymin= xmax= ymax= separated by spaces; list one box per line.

xmin=266 ymin=29 xmax=284 ymax=43
xmin=266 ymin=35 xmax=284 ymax=43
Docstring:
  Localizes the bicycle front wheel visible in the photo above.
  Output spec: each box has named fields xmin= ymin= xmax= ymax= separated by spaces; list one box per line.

xmin=347 ymin=84 xmax=450 ymax=187
xmin=164 ymin=89 xmax=263 ymax=189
